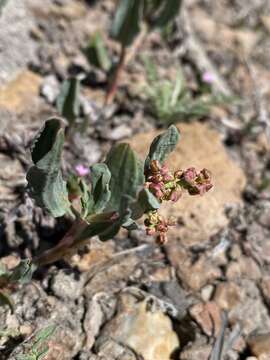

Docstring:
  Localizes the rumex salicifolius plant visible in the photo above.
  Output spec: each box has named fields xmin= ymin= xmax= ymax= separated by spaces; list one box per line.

xmin=25 ymin=118 xmax=212 ymax=266
xmin=106 ymin=0 xmax=182 ymax=104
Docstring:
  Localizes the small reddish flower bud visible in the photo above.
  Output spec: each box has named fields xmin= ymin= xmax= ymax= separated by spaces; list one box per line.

xmin=174 ymin=170 xmax=183 ymax=179
xmin=179 ymin=167 xmax=213 ymax=196
xmin=149 ymin=174 xmax=163 ymax=184
xmin=183 ymin=167 xmax=197 ymax=182
xmin=156 ymin=222 xmax=168 ymax=232
xmin=150 ymin=160 xmax=161 ymax=174
xmin=169 ymin=187 xmax=182 ymax=202
xmin=149 ymin=182 xmax=164 ymax=199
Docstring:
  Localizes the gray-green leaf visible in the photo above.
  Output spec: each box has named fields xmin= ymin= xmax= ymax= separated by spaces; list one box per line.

xmin=130 ymin=187 xmax=160 ymax=219
xmin=90 ymin=163 xmax=111 ymax=213
xmin=10 ymin=259 xmax=36 ymax=285
xmin=56 ymin=77 xmax=80 ymax=127
xmin=79 ymin=196 xmax=134 ymax=242
xmin=149 ymin=0 xmax=182 ymax=28
xmin=32 ymin=325 xmax=56 ymax=353
xmin=111 ymin=0 xmax=144 ymax=47
xmin=85 ymin=31 xmax=111 ymax=71
xmin=26 ymin=118 xmax=70 ymax=217
xmin=144 ymin=125 xmax=180 ymax=174
xmin=105 ymin=143 xmax=144 ymax=212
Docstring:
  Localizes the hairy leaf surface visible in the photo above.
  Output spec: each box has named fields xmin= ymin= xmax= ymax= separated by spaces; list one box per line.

xmin=27 ymin=118 xmax=70 ymax=217
xmin=144 ymin=125 xmax=180 ymax=174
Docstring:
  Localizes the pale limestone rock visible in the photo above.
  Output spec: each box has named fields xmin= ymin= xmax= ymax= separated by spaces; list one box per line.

xmin=96 ymin=294 xmax=180 ymax=360
xmin=0 ymin=70 xmax=42 ymax=114
xmin=189 ymin=301 xmax=221 ymax=337
xmin=180 ymin=344 xmax=212 ymax=360
xmin=0 ymin=0 xmax=36 ymax=86
xmin=214 ymin=282 xmax=243 ymax=311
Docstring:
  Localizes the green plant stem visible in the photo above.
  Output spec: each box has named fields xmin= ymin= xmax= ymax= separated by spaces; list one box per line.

xmin=105 ymin=45 xmax=126 ymax=105
xmin=33 ymin=219 xmax=87 ymax=267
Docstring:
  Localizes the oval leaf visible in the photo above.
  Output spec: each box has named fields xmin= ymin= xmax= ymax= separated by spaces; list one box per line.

xmin=27 ymin=118 xmax=70 ymax=217
xmin=56 ymin=77 xmax=80 ymax=127
xmin=111 ymin=0 xmax=144 ymax=47
xmin=144 ymin=125 xmax=180 ymax=174
xmin=105 ymin=143 xmax=144 ymax=212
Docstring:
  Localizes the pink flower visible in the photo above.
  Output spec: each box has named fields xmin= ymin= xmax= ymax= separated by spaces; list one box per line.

xmin=202 ymin=72 xmax=215 ymax=84
xmin=149 ymin=182 xmax=164 ymax=199
xmin=169 ymin=187 xmax=182 ymax=202
xmin=75 ymin=164 xmax=89 ymax=177
xmin=180 ymin=168 xmax=213 ymax=195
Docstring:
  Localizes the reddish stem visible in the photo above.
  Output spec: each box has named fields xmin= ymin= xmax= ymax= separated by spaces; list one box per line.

xmin=105 ymin=45 xmax=126 ymax=105
xmin=33 ymin=219 xmax=87 ymax=267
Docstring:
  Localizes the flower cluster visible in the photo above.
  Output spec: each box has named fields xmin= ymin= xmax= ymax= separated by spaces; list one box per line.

xmin=144 ymin=210 xmax=175 ymax=245
xmin=146 ymin=160 xmax=182 ymax=202
xmin=178 ymin=167 xmax=213 ymax=195
xmin=144 ymin=160 xmax=213 ymax=244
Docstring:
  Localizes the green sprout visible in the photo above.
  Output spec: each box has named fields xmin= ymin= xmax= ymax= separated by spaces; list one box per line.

xmin=143 ymin=57 xmax=235 ymax=125
xmin=16 ymin=325 xmax=56 ymax=360
xmin=106 ymin=0 xmax=182 ymax=104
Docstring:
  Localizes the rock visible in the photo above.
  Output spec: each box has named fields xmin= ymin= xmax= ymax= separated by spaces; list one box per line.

xmin=215 ymin=280 xmax=270 ymax=336
xmin=261 ymin=15 xmax=270 ymax=33
xmin=48 ymin=1 xmax=87 ymax=20
xmin=70 ymin=134 xmax=102 ymax=165
xmin=95 ymin=338 xmax=137 ymax=360
xmin=96 ymin=293 xmax=180 ymax=360
xmin=51 ymin=270 xmax=85 ymax=301
xmin=201 ymin=285 xmax=214 ymax=302
xmin=260 ymin=276 xmax=270 ymax=305
xmin=0 ymin=0 xmax=36 ymax=85
xmin=0 ymin=154 xmax=25 ymax=202
xmin=107 ymin=124 xmax=133 ymax=141
xmin=40 ymin=75 xmax=59 ymax=104
xmin=190 ymin=8 xmax=258 ymax=56
xmin=248 ymin=333 xmax=270 ymax=357
xmin=226 ymin=256 xmax=262 ymax=281
xmin=129 ymin=122 xmax=246 ymax=246
xmin=83 ymin=295 xmax=105 ymax=351
xmin=70 ymin=239 xmax=115 ymax=272
xmin=189 ymin=301 xmax=222 ymax=337
xmin=0 ymin=70 xmax=42 ymax=114
xmin=165 ymin=241 xmax=222 ymax=290
xmin=214 ymin=282 xmax=243 ymax=311
xmin=84 ymin=254 xmax=144 ymax=298
xmin=246 ymin=223 xmax=270 ymax=264
xmin=8 ymin=283 xmax=85 ymax=359
xmin=258 ymin=204 xmax=270 ymax=228
xmin=229 ymin=244 xmax=242 ymax=260
xmin=146 ymin=280 xmax=192 ymax=320
xmin=180 ymin=344 xmax=212 ymax=360
xmin=0 ymin=255 xmax=20 ymax=270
